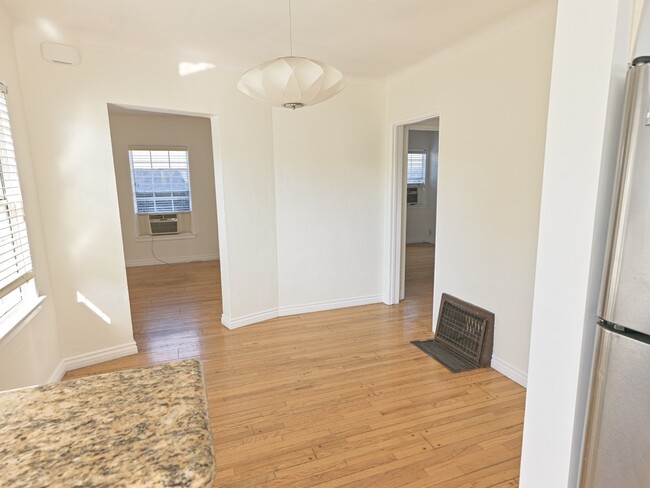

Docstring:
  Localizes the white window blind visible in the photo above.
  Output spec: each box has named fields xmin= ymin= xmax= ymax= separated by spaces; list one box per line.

xmin=128 ymin=148 xmax=192 ymax=214
xmin=407 ymin=151 xmax=427 ymax=185
xmin=0 ymin=83 xmax=34 ymax=314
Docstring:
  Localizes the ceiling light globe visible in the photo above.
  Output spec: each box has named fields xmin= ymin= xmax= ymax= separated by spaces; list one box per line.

xmin=237 ymin=56 xmax=345 ymax=108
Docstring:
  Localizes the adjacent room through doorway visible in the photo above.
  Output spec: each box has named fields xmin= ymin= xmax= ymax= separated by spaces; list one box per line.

xmin=403 ymin=118 xmax=439 ymax=308
xmin=107 ymin=105 xmax=222 ymax=354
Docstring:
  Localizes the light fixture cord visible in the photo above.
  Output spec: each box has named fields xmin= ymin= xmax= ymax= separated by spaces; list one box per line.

xmin=289 ymin=0 xmax=293 ymax=56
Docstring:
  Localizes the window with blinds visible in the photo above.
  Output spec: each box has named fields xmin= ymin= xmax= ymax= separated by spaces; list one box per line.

xmin=407 ymin=151 xmax=427 ymax=185
xmin=0 ymin=83 xmax=35 ymax=318
xmin=128 ymin=148 xmax=192 ymax=214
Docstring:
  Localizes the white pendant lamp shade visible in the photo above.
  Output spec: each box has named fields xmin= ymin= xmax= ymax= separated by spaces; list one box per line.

xmin=237 ymin=56 xmax=345 ymax=109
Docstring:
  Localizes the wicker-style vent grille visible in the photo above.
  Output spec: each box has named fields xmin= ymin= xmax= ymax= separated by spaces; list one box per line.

xmin=434 ymin=293 xmax=494 ymax=368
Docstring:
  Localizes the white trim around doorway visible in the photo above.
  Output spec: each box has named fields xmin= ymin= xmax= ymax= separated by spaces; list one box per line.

xmin=383 ymin=111 xmax=441 ymax=306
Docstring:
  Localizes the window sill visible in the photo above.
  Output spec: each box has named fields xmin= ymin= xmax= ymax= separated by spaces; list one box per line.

xmin=0 ymin=295 xmax=47 ymax=351
xmin=135 ymin=232 xmax=197 ymax=242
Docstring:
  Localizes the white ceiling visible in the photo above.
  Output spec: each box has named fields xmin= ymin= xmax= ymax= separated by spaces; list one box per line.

xmin=1 ymin=0 xmax=547 ymax=79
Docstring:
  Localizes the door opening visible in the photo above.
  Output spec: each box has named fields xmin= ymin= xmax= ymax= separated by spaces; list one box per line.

xmin=107 ymin=103 xmax=223 ymax=350
xmin=385 ymin=114 xmax=440 ymax=314
xmin=404 ymin=120 xmax=438 ymax=304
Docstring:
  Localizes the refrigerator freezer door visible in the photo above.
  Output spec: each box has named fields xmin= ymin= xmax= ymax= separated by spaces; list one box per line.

xmin=600 ymin=61 xmax=650 ymax=334
xmin=579 ymin=325 xmax=650 ymax=487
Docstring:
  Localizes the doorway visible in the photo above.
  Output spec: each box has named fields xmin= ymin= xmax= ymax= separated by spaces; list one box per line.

xmin=107 ymin=105 xmax=220 ymax=268
xmin=385 ymin=114 xmax=440 ymax=314
xmin=106 ymin=104 xmax=223 ymax=351
xmin=404 ymin=120 xmax=438 ymax=311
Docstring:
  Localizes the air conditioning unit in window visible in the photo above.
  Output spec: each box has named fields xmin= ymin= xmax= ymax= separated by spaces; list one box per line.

xmin=148 ymin=214 xmax=179 ymax=236
xmin=407 ymin=186 xmax=423 ymax=206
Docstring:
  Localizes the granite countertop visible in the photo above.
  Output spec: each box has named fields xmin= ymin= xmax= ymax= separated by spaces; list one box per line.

xmin=0 ymin=359 xmax=215 ymax=488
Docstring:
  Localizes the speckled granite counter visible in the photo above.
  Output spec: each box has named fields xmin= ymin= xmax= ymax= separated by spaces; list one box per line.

xmin=0 ymin=359 xmax=215 ymax=487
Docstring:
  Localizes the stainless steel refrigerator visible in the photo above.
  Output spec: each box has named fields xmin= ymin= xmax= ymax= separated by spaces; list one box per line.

xmin=579 ymin=57 xmax=650 ymax=487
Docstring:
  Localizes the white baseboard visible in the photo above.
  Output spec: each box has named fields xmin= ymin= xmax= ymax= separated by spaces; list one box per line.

xmin=221 ymin=309 xmax=278 ymax=329
xmin=222 ymin=295 xmax=383 ymax=330
xmin=48 ymin=360 xmax=67 ymax=383
xmin=406 ymin=237 xmax=436 ymax=245
xmin=278 ymin=295 xmax=382 ymax=316
xmin=491 ymin=356 xmax=527 ymax=387
xmin=48 ymin=341 xmax=139 ymax=383
xmin=126 ymin=254 xmax=219 ymax=267
xmin=406 ymin=237 xmax=426 ymax=244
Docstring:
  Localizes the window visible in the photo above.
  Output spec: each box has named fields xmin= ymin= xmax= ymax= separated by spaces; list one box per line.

xmin=407 ymin=151 xmax=427 ymax=185
xmin=0 ymin=83 xmax=36 ymax=319
xmin=128 ymin=148 xmax=192 ymax=214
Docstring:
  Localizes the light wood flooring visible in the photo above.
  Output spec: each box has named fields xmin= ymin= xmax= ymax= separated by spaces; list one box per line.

xmin=66 ymin=243 xmax=525 ymax=487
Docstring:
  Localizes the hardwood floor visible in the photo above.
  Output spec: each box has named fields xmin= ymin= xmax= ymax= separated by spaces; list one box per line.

xmin=66 ymin=243 xmax=525 ymax=487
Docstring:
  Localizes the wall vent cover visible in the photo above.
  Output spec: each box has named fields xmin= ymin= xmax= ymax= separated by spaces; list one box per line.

xmin=434 ymin=293 xmax=494 ymax=367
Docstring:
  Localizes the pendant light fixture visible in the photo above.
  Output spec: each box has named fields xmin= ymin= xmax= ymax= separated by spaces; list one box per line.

xmin=237 ymin=0 xmax=345 ymax=109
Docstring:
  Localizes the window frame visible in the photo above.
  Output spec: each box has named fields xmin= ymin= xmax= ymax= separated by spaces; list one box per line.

xmin=0 ymin=82 xmax=42 ymax=337
xmin=127 ymin=146 xmax=193 ymax=215
xmin=406 ymin=150 xmax=427 ymax=186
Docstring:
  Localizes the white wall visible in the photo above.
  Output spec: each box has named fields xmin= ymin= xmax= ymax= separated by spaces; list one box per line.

xmin=406 ymin=129 xmax=438 ymax=244
xmin=108 ymin=111 xmax=219 ymax=266
xmin=0 ymin=0 xmax=563 ymax=396
xmin=8 ymin=17 xmax=389 ymax=338
xmin=10 ymin=23 xmax=278 ymax=347
xmin=272 ymin=82 xmax=386 ymax=311
xmin=0 ymin=4 xmax=62 ymax=389
xmin=520 ymin=0 xmax=638 ymax=486
xmin=386 ymin=2 xmax=556 ymax=381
